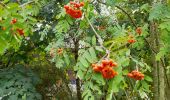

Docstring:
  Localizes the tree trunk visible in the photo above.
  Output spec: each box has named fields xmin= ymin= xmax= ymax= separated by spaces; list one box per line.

xmin=150 ymin=21 xmax=165 ymax=100
xmin=150 ymin=22 xmax=159 ymax=100
xmin=74 ymin=39 xmax=82 ymax=100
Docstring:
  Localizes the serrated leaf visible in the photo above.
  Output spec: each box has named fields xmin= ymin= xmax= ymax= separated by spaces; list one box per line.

xmin=95 ymin=46 xmax=104 ymax=52
xmin=77 ymin=70 xmax=84 ymax=79
xmin=92 ymin=35 xmax=96 ymax=46
xmin=63 ymin=53 xmax=70 ymax=66
xmin=92 ymin=73 xmax=105 ymax=85
xmin=80 ymin=57 xmax=89 ymax=68
xmin=89 ymin=47 xmax=97 ymax=62
xmin=83 ymin=51 xmax=93 ymax=63
xmin=144 ymin=75 xmax=153 ymax=82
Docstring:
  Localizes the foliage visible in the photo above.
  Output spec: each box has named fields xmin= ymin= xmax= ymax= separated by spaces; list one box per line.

xmin=0 ymin=0 xmax=170 ymax=100
xmin=0 ymin=65 xmax=41 ymax=100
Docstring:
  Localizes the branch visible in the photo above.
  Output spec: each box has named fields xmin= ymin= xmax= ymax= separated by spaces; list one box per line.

xmin=115 ymin=5 xmax=137 ymax=28
xmin=96 ymin=0 xmax=137 ymax=28
xmin=0 ymin=2 xmax=9 ymax=8
xmin=85 ymin=16 xmax=110 ymax=57
xmin=20 ymin=0 xmax=35 ymax=7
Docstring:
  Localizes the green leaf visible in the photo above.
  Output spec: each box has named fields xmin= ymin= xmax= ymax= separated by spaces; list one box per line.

xmin=144 ymin=75 xmax=153 ymax=82
xmin=80 ymin=57 xmax=89 ymax=68
xmin=89 ymin=47 xmax=97 ymax=62
xmin=108 ymin=75 xmax=123 ymax=92
xmin=95 ymin=46 xmax=104 ymax=52
xmin=77 ymin=70 xmax=84 ymax=79
xmin=83 ymin=51 xmax=93 ymax=63
xmin=92 ymin=73 xmax=105 ymax=85
xmin=0 ymin=36 xmax=8 ymax=54
xmin=106 ymin=92 xmax=113 ymax=100
xmin=156 ymin=47 xmax=167 ymax=61
xmin=63 ymin=53 xmax=70 ymax=66
xmin=92 ymin=35 xmax=96 ymax=46
xmin=22 ymin=94 xmax=27 ymax=100
xmin=140 ymin=3 xmax=150 ymax=12
xmin=149 ymin=3 xmax=165 ymax=20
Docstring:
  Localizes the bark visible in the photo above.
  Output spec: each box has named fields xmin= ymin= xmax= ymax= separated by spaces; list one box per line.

xmin=150 ymin=22 xmax=159 ymax=100
xmin=76 ymin=78 xmax=82 ymax=100
xmin=150 ymin=21 xmax=165 ymax=100
xmin=74 ymin=39 xmax=82 ymax=100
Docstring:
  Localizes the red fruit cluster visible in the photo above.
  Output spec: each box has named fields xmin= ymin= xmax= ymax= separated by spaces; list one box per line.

xmin=136 ymin=27 xmax=142 ymax=35
xmin=127 ymin=70 xmax=144 ymax=80
xmin=16 ymin=28 xmax=24 ymax=36
xmin=128 ymin=35 xmax=136 ymax=44
xmin=11 ymin=18 xmax=17 ymax=24
xmin=64 ymin=1 xmax=84 ymax=18
xmin=92 ymin=59 xmax=118 ymax=79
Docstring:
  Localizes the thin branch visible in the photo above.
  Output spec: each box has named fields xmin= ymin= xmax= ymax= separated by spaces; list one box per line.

xmin=115 ymin=5 xmax=137 ymax=28
xmin=96 ymin=0 xmax=137 ymax=28
xmin=0 ymin=2 xmax=9 ymax=8
xmin=85 ymin=16 xmax=110 ymax=58
xmin=20 ymin=0 xmax=35 ymax=7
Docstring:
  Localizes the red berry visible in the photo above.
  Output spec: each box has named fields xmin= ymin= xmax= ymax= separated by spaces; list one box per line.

xmin=128 ymin=39 xmax=136 ymax=43
xmin=16 ymin=28 xmax=24 ymax=36
xmin=64 ymin=5 xmax=69 ymax=10
xmin=80 ymin=2 xmax=84 ymax=7
xmin=11 ymin=18 xmax=17 ymax=24
xmin=101 ymin=67 xmax=117 ymax=79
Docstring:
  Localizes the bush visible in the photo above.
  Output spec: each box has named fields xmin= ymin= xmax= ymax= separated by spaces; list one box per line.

xmin=0 ymin=65 xmax=42 ymax=100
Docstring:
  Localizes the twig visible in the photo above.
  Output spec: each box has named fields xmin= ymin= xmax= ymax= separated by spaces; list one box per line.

xmin=0 ymin=2 xmax=9 ymax=8
xmin=20 ymin=0 xmax=35 ymax=7
xmin=96 ymin=0 xmax=137 ymax=28
xmin=85 ymin=16 xmax=110 ymax=58
xmin=115 ymin=5 xmax=137 ymax=28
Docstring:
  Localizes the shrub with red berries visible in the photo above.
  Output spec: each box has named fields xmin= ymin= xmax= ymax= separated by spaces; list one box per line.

xmin=127 ymin=70 xmax=144 ymax=80
xmin=91 ymin=59 xmax=118 ymax=79
xmin=64 ymin=1 xmax=84 ymax=19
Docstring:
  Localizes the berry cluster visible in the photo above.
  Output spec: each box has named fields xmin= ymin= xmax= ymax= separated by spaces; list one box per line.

xmin=57 ymin=48 xmax=63 ymax=55
xmin=11 ymin=18 xmax=17 ymax=24
xmin=1 ymin=18 xmax=25 ymax=36
xmin=92 ymin=59 xmax=118 ymax=79
xmin=16 ymin=29 xmax=24 ymax=36
xmin=49 ymin=48 xmax=63 ymax=57
xmin=136 ymin=27 xmax=142 ymax=35
xmin=64 ymin=1 xmax=84 ymax=18
xmin=127 ymin=70 xmax=144 ymax=80
xmin=128 ymin=35 xmax=136 ymax=44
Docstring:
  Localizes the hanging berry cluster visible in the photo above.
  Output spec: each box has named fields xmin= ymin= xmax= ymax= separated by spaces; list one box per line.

xmin=1 ymin=18 xmax=25 ymax=36
xmin=136 ymin=27 xmax=142 ymax=35
xmin=64 ymin=1 xmax=84 ymax=19
xmin=127 ymin=70 xmax=144 ymax=80
xmin=92 ymin=59 xmax=118 ymax=79
xmin=128 ymin=35 xmax=136 ymax=44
